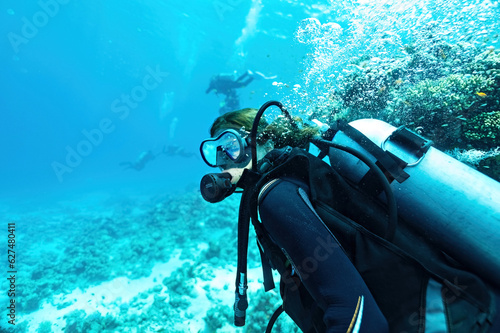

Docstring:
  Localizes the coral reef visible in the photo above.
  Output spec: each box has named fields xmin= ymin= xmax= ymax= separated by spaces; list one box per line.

xmin=391 ymin=73 xmax=495 ymax=149
xmin=204 ymin=305 xmax=232 ymax=333
xmin=17 ymin=191 xmax=225 ymax=313
xmin=63 ymin=310 xmax=119 ymax=333
xmin=312 ymin=35 xmax=500 ymax=180
xmin=37 ymin=321 xmax=52 ymax=333
xmin=14 ymin=190 xmax=298 ymax=332
xmin=463 ymin=111 xmax=500 ymax=146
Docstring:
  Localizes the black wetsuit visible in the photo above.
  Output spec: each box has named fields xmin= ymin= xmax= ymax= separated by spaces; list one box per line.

xmin=258 ymin=177 xmax=389 ymax=333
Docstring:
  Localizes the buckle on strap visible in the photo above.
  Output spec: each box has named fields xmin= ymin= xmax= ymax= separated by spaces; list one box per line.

xmin=382 ymin=126 xmax=433 ymax=167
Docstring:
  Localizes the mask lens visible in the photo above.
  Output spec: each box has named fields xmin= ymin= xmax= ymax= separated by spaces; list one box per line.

xmin=200 ymin=131 xmax=244 ymax=167
xmin=201 ymin=141 xmax=217 ymax=167
xmin=221 ymin=133 xmax=241 ymax=160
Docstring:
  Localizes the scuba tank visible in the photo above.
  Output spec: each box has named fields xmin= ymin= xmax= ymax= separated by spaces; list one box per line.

xmin=328 ymin=118 xmax=500 ymax=287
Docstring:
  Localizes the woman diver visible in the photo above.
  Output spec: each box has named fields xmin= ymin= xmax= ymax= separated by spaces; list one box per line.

xmin=199 ymin=102 xmax=499 ymax=333
xmin=199 ymin=106 xmax=389 ymax=332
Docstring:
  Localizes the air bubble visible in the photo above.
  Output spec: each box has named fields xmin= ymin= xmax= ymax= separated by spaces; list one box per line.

xmin=295 ymin=18 xmax=322 ymax=44
xmin=320 ymin=22 xmax=342 ymax=40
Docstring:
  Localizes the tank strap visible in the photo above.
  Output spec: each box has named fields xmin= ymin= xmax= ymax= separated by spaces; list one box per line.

xmin=317 ymin=126 xmax=338 ymax=160
xmin=336 ymin=120 xmax=410 ymax=183
xmin=359 ymin=152 xmax=408 ymax=196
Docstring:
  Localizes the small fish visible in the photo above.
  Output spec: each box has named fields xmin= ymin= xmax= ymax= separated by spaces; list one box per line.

xmin=395 ymin=79 xmax=403 ymax=85
xmin=476 ymin=92 xmax=487 ymax=98
xmin=378 ymin=86 xmax=387 ymax=93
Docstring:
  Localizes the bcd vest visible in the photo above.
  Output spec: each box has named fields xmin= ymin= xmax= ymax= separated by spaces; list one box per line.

xmin=241 ymin=147 xmax=496 ymax=333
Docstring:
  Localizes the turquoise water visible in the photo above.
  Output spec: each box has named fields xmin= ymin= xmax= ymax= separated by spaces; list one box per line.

xmin=1 ymin=0 xmax=499 ymax=332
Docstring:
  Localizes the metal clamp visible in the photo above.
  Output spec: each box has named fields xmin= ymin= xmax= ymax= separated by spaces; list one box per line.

xmin=381 ymin=126 xmax=433 ymax=167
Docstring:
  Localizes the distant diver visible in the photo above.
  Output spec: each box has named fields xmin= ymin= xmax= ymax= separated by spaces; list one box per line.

xmin=121 ymin=145 xmax=197 ymax=171
xmin=120 ymin=150 xmax=157 ymax=171
xmin=162 ymin=144 xmax=196 ymax=158
xmin=206 ymin=70 xmax=276 ymax=115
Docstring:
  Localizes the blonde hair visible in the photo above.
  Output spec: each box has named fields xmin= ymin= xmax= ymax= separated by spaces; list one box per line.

xmin=209 ymin=108 xmax=319 ymax=148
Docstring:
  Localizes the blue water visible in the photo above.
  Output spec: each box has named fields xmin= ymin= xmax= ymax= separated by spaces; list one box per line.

xmin=1 ymin=0 xmax=499 ymax=332
xmin=0 ymin=1 xmax=309 ymax=204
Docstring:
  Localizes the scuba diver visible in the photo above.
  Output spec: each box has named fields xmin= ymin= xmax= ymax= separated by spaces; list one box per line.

xmin=162 ymin=144 xmax=196 ymax=158
xmin=121 ymin=145 xmax=196 ymax=171
xmin=119 ymin=150 xmax=157 ymax=171
xmin=206 ymin=70 xmax=277 ymax=115
xmin=199 ymin=101 xmax=500 ymax=332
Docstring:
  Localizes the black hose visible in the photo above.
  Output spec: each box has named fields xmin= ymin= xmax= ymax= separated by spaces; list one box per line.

xmin=311 ymin=138 xmax=398 ymax=241
xmin=265 ymin=305 xmax=284 ymax=333
xmin=250 ymin=101 xmax=284 ymax=172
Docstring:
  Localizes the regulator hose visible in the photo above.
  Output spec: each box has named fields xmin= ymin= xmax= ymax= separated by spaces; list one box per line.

xmin=311 ymin=138 xmax=398 ymax=241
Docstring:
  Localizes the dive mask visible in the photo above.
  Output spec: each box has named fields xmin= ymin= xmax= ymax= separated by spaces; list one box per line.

xmin=200 ymin=129 xmax=251 ymax=169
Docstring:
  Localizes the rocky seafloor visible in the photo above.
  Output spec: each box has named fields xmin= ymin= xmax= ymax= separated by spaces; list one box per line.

xmin=5 ymin=189 xmax=299 ymax=332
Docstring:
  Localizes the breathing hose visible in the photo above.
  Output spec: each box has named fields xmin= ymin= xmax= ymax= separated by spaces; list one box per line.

xmin=311 ymin=138 xmax=398 ymax=241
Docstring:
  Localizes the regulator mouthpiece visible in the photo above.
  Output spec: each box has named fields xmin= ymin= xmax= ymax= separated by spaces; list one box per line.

xmin=200 ymin=172 xmax=236 ymax=203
